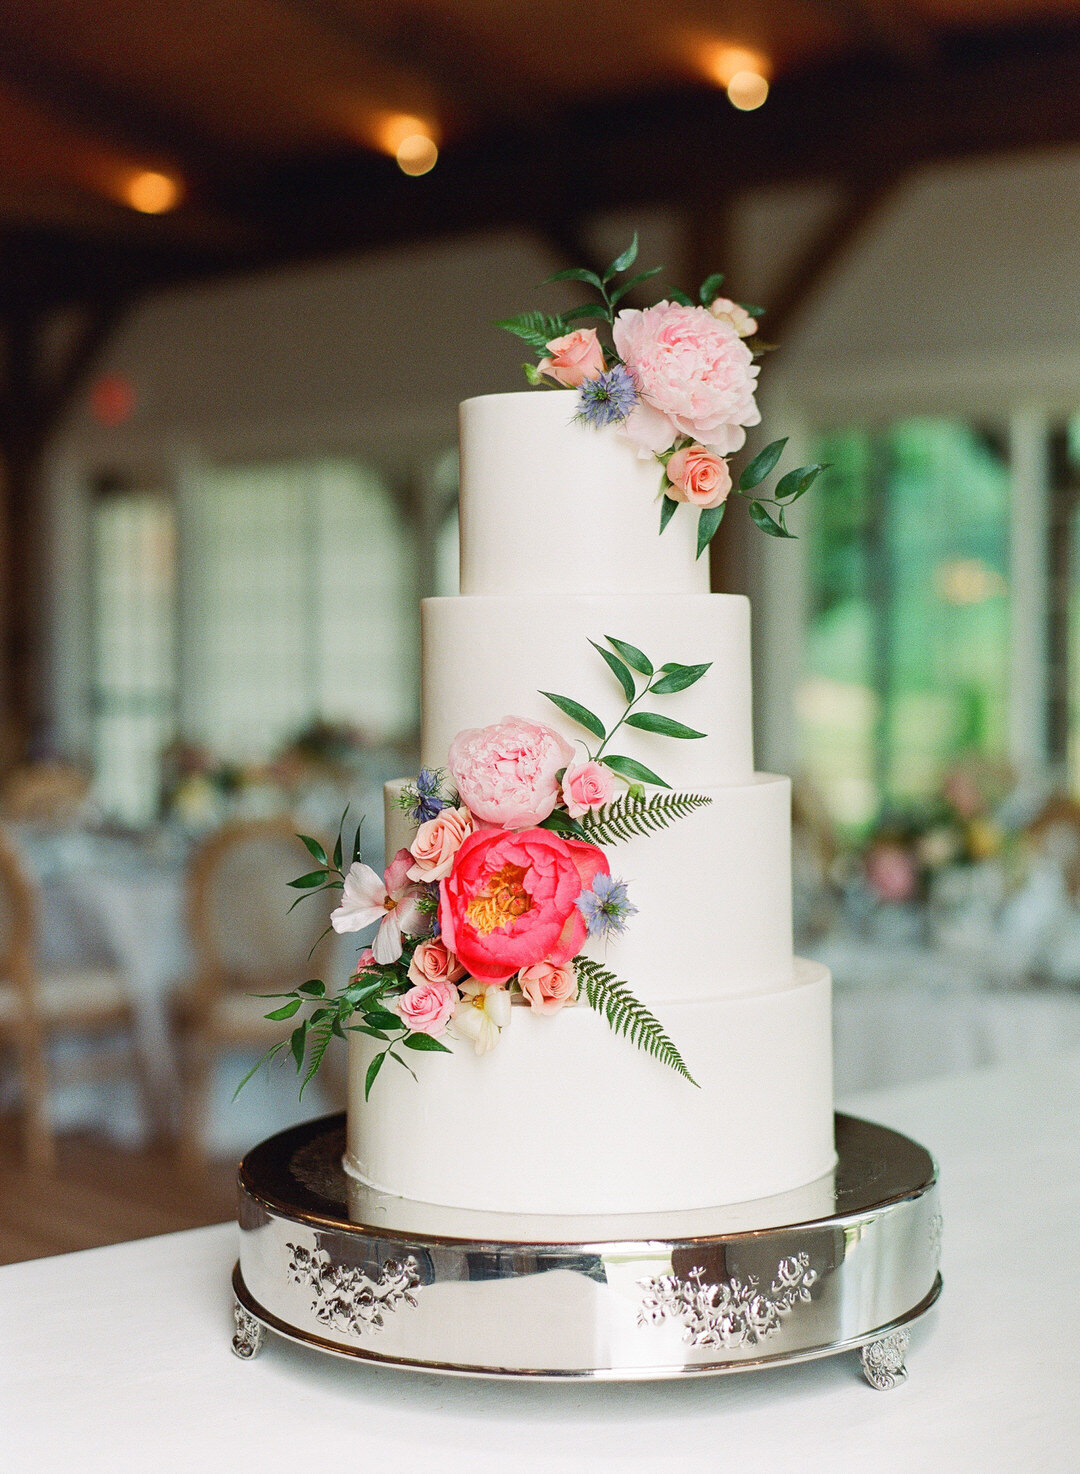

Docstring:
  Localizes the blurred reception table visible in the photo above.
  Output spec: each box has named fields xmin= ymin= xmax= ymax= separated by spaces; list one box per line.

xmin=3 ymin=1051 xmax=1079 ymax=1474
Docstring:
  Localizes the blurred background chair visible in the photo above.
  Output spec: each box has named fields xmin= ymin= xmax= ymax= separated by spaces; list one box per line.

xmin=0 ymin=832 xmax=146 ymax=1170
xmin=173 ymin=818 xmax=334 ymax=1169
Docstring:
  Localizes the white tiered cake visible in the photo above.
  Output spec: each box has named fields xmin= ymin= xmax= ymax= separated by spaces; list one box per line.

xmin=343 ymin=389 xmax=835 ymax=1218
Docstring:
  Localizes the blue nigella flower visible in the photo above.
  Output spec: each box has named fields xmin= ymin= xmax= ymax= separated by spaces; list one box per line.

xmin=575 ymin=365 xmax=639 ymax=428
xmin=575 ymin=874 xmax=638 ymax=940
xmin=411 ymin=767 xmax=447 ymax=825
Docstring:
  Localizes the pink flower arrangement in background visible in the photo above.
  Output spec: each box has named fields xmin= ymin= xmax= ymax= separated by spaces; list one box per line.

xmin=537 ymin=327 xmax=605 ymax=387
xmin=664 ymin=444 xmax=732 ymax=510
xmin=448 ymin=716 xmax=573 ymax=829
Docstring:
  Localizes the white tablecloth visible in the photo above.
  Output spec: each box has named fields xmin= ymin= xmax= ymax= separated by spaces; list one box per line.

xmin=3 ymin=1051 xmax=1078 ymax=1473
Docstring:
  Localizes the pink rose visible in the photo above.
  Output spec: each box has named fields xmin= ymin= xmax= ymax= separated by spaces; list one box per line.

xmin=396 ymin=978 xmax=458 ymax=1036
xmin=439 ymin=827 xmax=609 ymax=983
xmin=665 ymin=444 xmax=732 ymax=510
xmin=708 ymin=297 xmax=758 ymax=338
xmin=448 ymin=717 xmax=574 ymax=829
xmin=351 ymin=947 xmax=376 ymax=982
xmin=537 ymin=328 xmax=605 ymax=388
xmin=407 ymin=804 xmax=475 ymax=881
xmin=518 ymin=959 xmax=578 ymax=1015
xmin=408 ymin=937 xmax=467 ymax=987
xmin=613 ymin=301 xmax=760 ymax=456
xmin=561 ymin=761 xmax=613 ymax=818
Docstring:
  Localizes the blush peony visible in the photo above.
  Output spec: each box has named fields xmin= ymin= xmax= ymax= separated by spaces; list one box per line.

xmin=613 ymin=301 xmax=760 ymax=457
xmin=448 ymin=717 xmax=574 ymax=829
xmin=537 ymin=328 xmax=605 ymax=388
xmin=407 ymin=804 xmax=475 ymax=882
xmin=518 ymin=959 xmax=578 ymax=1015
xmin=439 ymin=827 xmax=609 ymax=983
xmin=561 ymin=760 xmax=614 ymax=818
xmin=665 ymin=444 xmax=732 ymax=510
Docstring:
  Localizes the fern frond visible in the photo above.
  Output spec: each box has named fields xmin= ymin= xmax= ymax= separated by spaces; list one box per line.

xmin=579 ymin=790 xmax=712 ymax=846
xmin=299 ymin=1017 xmax=335 ymax=1099
xmin=575 ymin=958 xmax=697 ymax=1085
xmin=494 ymin=310 xmax=569 ymax=352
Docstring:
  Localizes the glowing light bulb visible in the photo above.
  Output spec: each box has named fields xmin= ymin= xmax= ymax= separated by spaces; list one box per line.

xmin=124 ymin=170 xmax=183 ymax=214
xmin=726 ymin=71 xmax=770 ymax=110
xmin=700 ymin=43 xmax=769 ymax=88
xmin=395 ymin=134 xmax=438 ymax=176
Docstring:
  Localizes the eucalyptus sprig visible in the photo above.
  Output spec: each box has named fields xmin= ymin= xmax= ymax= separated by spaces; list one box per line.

xmin=540 ymin=635 xmax=711 ymax=793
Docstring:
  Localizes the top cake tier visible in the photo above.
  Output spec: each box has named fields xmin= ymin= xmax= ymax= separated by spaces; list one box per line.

xmin=459 ymin=391 xmax=709 ymax=597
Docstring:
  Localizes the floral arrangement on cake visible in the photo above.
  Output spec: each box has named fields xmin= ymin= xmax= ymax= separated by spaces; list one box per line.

xmin=243 ymin=636 xmax=715 ymax=1099
xmin=497 ymin=234 xmax=824 ymax=558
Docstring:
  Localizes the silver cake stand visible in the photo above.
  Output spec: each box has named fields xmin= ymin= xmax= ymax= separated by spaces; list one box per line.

xmin=232 ymin=1112 xmax=941 ymax=1388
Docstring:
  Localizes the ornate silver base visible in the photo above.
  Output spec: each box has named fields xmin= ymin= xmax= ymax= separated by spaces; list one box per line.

xmin=233 ymin=1112 xmax=942 ymax=1384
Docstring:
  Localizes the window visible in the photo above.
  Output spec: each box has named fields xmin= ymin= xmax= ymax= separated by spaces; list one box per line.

xmin=798 ymin=419 xmax=1010 ymax=838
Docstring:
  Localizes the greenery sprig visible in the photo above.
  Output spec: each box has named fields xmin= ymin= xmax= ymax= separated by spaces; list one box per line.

xmin=578 ymin=789 xmax=712 ymax=846
xmin=575 ymin=957 xmax=697 ymax=1084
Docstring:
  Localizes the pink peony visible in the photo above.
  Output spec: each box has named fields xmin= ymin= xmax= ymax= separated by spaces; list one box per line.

xmin=448 ymin=717 xmax=574 ymax=830
xmin=613 ymin=301 xmax=760 ymax=457
xmin=408 ymin=937 xmax=467 ymax=987
xmin=561 ymin=760 xmax=614 ymax=818
xmin=665 ymin=444 xmax=732 ymax=510
xmin=439 ymin=826 xmax=609 ymax=983
xmin=518 ymin=959 xmax=578 ymax=1015
xmin=708 ymin=297 xmax=758 ymax=338
xmin=407 ymin=804 xmax=475 ymax=882
xmin=537 ymin=328 xmax=605 ymax=387
xmin=396 ymin=978 xmax=458 ymax=1036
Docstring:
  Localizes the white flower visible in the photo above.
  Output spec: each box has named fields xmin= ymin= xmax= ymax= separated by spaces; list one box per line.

xmin=450 ymin=981 xmax=511 ymax=1055
xmin=330 ymin=851 xmax=426 ymax=965
xmin=708 ymin=296 xmax=758 ymax=338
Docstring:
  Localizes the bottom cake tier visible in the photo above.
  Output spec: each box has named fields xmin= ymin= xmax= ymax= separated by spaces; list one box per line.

xmin=344 ymin=958 xmax=835 ymax=1217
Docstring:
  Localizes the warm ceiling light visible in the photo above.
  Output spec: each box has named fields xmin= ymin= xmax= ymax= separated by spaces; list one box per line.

xmin=726 ymin=71 xmax=770 ymax=111
xmin=124 ymin=170 xmax=183 ymax=214
xmin=700 ymin=43 xmax=770 ymax=89
xmin=395 ymin=133 xmax=438 ymax=176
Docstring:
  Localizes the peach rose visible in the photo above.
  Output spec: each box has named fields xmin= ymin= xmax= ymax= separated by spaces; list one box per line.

xmin=518 ymin=960 xmax=578 ymax=1016
xmin=407 ymin=804 xmax=475 ymax=882
xmin=396 ymin=978 xmax=458 ymax=1036
xmin=408 ymin=937 xmax=467 ymax=988
xmin=561 ymin=761 xmax=614 ymax=819
xmin=665 ymin=444 xmax=732 ymax=510
xmin=537 ymin=328 xmax=605 ymax=388
xmin=708 ymin=296 xmax=758 ymax=338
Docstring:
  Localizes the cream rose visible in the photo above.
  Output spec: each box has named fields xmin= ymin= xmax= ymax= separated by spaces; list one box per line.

xmin=665 ymin=444 xmax=732 ymax=510
xmin=407 ymin=804 xmax=475 ymax=882
xmin=561 ymin=760 xmax=614 ymax=819
xmin=708 ymin=296 xmax=758 ymax=338
xmin=408 ymin=937 xmax=466 ymax=988
xmin=518 ymin=960 xmax=578 ymax=1016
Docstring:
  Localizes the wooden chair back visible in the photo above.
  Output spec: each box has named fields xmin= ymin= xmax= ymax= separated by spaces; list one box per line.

xmin=0 ymin=830 xmax=39 ymax=1013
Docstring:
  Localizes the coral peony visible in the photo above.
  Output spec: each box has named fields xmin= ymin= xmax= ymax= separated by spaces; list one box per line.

xmin=537 ymin=328 xmax=605 ymax=387
xmin=439 ymin=826 xmax=608 ymax=983
xmin=407 ymin=804 xmax=475 ymax=882
xmin=330 ymin=849 xmax=427 ymax=965
xmin=448 ymin=716 xmax=574 ymax=829
xmin=518 ymin=959 xmax=578 ymax=1015
xmin=408 ymin=937 xmax=466 ymax=987
xmin=665 ymin=444 xmax=732 ymax=510
xmin=613 ymin=301 xmax=760 ymax=456
xmin=396 ymin=978 xmax=458 ymax=1036
xmin=561 ymin=760 xmax=614 ymax=818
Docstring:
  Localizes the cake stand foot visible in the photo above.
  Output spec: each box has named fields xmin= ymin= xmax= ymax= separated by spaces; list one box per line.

xmin=859 ymin=1329 xmax=910 ymax=1389
xmin=231 ymin=1298 xmax=266 ymax=1359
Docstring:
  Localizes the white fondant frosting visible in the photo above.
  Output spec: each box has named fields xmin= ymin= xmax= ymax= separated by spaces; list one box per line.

xmin=458 ymin=391 xmax=708 ymax=597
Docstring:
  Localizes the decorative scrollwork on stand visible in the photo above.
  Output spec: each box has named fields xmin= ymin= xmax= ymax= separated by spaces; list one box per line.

xmin=860 ymin=1328 xmax=910 ymax=1389
xmin=286 ymin=1242 xmax=421 ymax=1338
xmin=231 ymin=1300 xmax=265 ymax=1359
xmin=637 ymin=1253 xmax=818 ymax=1348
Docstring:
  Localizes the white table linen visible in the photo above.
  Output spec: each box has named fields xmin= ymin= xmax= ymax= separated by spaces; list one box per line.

xmin=2 ymin=1051 xmax=1079 ymax=1473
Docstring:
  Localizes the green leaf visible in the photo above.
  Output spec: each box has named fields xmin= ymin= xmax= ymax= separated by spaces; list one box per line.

xmin=352 ymin=822 xmax=364 ymax=864
xmin=739 ymin=437 xmax=788 ymax=491
xmin=561 ymin=303 xmax=611 ymax=324
xmin=650 ymin=661 xmax=711 ymax=694
xmin=287 ymin=870 xmax=328 ymax=889
xmin=539 ymin=691 xmax=606 ymax=740
xmin=287 ymin=881 xmax=341 ymax=913
xmin=541 ymin=266 xmax=604 ymax=290
xmin=749 ymin=500 xmax=796 ymax=538
xmin=232 ymin=1040 xmax=286 ymax=1100
xmin=666 ymin=286 xmax=694 ymax=307
xmin=605 ymin=635 xmax=652 ymax=677
xmin=348 ymin=1024 xmax=391 ymax=1041
xmin=774 ymin=463 xmax=824 ymax=501
xmin=300 ymin=835 xmax=327 ymax=867
xmin=602 ymin=755 xmax=670 ymax=789
xmin=659 ymin=493 xmax=678 ymax=535
xmin=298 ymin=979 xmax=325 ymax=997
xmin=290 ymin=1022 xmax=308 ymax=1072
xmin=364 ymin=1050 xmax=386 ymax=1100
xmin=605 ymin=232 xmax=639 ymax=279
xmin=265 ymin=998 xmax=302 ymax=1021
xmin=590 ymin=640 xmax=636 ymax=702
xmin=299 ymin=1018 xmax=335 ymax=1099
xmin=741 ymin=302 xmax=766 ymax=317
xmin=625 ymin=712 xmax=706 ymax=739
xmin=401 ymin=1033 xmax=453 ymax=1053
xmin=363 ymin=1008 xmax=401 ymax=1031
xmin=539 ymin=809 xmax=589 ymax=840
xmin=575 ymin=958 xmax=697 ymax=1084
xmin=579 ymin=789 xmax=712 ymax=845
xmin=698 ymin=271 xmax=725 ymax=305
xmin=495 ymin=311 xmax=568 ymax=352
xmin=523 ymin=361 xmax=544 ymax=385
xmin=696 ymin=502 xmax=725 ymax=558
xmin=609 ymin=265 xmax=663 ymax=307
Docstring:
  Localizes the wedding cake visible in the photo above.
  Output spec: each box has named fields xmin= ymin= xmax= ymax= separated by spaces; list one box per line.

xmin=269 ymin=240 xmax=836 ymax=1221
